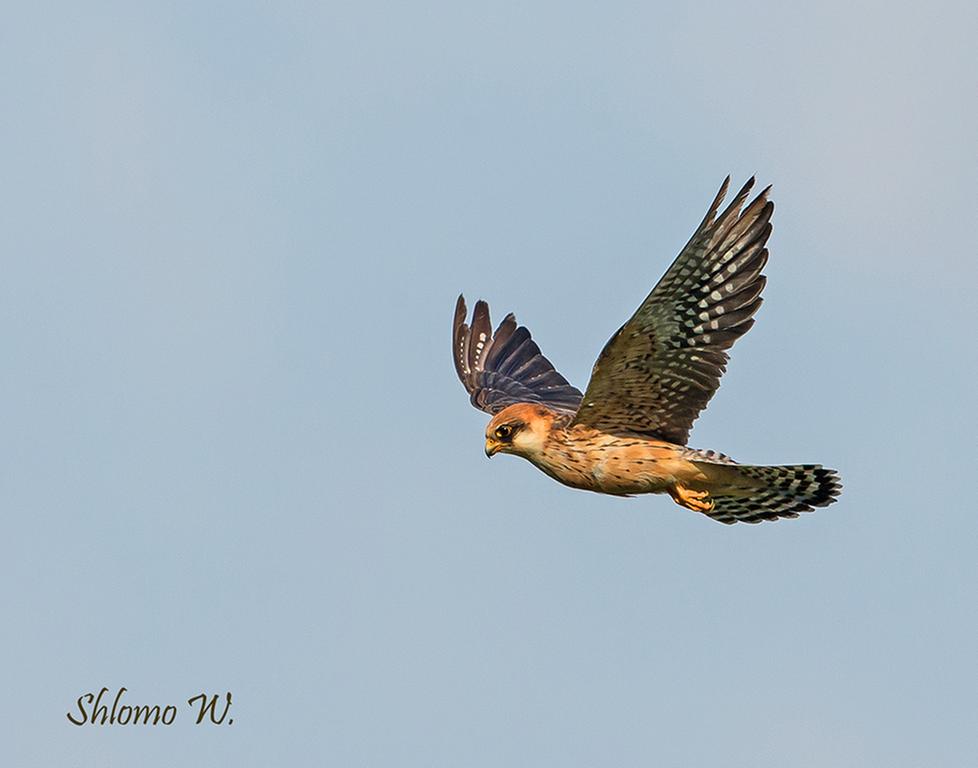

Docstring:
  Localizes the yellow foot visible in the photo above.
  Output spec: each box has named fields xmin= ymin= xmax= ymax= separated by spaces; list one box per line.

xmin=669 ymin=484 xmax=715 ymax=513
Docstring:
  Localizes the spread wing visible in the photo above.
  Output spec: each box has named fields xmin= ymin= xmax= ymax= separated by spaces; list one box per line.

xmin=452 ymin=295 xmax=583 ymax=415
xmin=572 ymin=177 xmax=772 ymax=445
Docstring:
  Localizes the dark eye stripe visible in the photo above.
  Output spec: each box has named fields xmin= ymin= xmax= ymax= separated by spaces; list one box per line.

xmin=496 ymin=423 xmax=518 ymax=440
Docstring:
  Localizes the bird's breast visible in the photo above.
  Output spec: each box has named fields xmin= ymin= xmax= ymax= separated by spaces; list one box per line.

xmin=536 ymin=428 xmax=694 ymax=495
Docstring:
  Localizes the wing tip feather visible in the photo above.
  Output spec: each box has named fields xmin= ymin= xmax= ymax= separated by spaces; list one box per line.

xmin=451 ymin=293 xmax=582 ymax=416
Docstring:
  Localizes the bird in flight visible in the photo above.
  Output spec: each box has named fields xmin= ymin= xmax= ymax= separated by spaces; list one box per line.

xmin=452 ymin=177 xmax=841 ymax=524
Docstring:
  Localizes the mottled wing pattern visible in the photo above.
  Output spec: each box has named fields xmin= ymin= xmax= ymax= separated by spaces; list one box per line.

xmin=572 ymin=177 xmax=772 ymax=445
xmin=453 ymin=295 xmax=583 ymax=415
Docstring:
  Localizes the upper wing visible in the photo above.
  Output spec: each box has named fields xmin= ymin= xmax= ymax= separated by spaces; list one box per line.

xmin=452 ymin=295 xmax=583 ymax=415
xmin=571 ymin=177 xmax=772 ymax=445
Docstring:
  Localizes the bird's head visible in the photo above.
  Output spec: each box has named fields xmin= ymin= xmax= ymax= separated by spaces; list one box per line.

xmin=484 ymin=403 xmax=556 ymax=460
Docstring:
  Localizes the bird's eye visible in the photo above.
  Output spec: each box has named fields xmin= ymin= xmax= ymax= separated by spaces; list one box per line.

xmin=495 ymin=425 xmax=513 ymax=440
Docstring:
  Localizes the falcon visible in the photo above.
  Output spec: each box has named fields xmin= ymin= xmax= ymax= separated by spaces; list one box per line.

xmin=452 ymin=177 xmax=841 ymax=524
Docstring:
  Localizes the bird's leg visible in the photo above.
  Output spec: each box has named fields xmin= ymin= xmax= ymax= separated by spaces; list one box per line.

xmin=669 ymin=484 xmax=715 ymax=513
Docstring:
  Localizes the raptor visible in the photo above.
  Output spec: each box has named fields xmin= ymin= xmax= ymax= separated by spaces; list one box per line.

xmin=452 ymin=177 xmax=841 ymax=524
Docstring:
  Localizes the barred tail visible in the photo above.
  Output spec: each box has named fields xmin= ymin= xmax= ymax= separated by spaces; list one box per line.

xmin=703 ymin=463 xmax=842 ymax=525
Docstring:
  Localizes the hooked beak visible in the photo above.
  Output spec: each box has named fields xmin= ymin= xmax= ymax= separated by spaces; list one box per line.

xmin=485 ymin=439 xmax=500 ymax=458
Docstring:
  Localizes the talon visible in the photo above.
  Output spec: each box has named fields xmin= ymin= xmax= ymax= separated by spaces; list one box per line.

xmin=670 ymin=484 xmax=715 ymax=513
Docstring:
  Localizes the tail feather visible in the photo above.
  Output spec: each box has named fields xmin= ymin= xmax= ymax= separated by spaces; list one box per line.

xmin=702 ymin=463 xmax=842 ymax=525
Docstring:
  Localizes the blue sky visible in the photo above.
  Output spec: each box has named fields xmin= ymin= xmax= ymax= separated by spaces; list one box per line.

xmin=2 ymin=1 xmax=976 ymax=765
